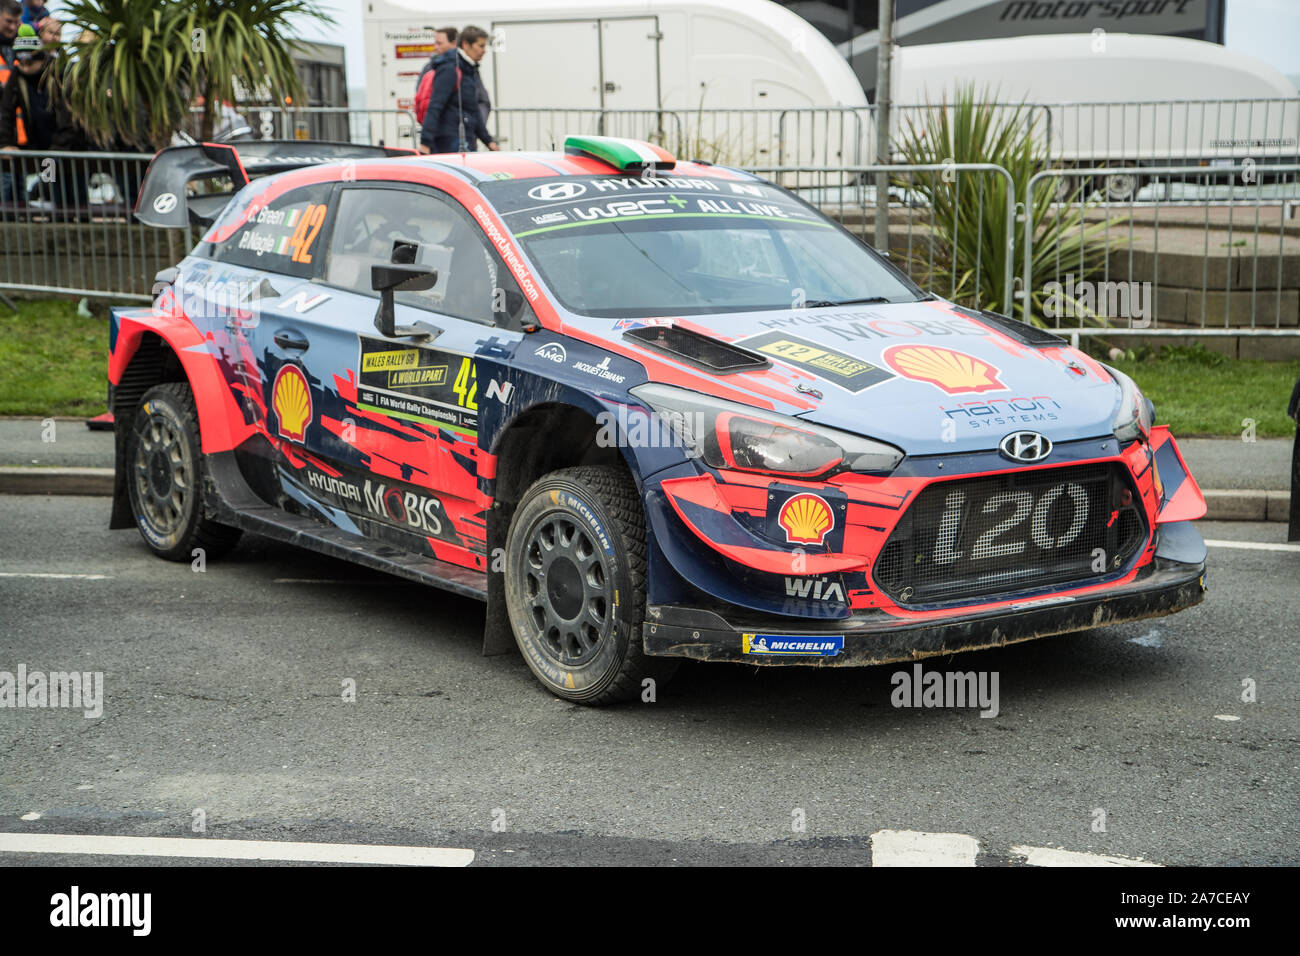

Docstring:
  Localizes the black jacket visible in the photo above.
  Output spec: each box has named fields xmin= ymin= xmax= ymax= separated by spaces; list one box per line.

xmin=0 ymin=64 xmax=87 ymax=150
xmin=418 ymin=49 xmax=494 ymax=151
xmin=418 ymin=52 xmax=491 ymax=128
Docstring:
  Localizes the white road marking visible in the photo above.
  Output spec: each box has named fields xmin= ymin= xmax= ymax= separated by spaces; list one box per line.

xmin=1214 ymin=714 xmax=1242 ymax=721
xmin=1204 ymin=539 xmax=1300 ymax=553
xmin=870 ymin=829 xmax=979 ymax=867
xmin=19 ymin=812 xmax=41 ymax=822
xmin=0 ymin=833 xmax=474 ymax=867
xmin=1013 ymin=845 xmax=1160 ymax=867
xmin=0 ymin=572 xmax=110 ymax=580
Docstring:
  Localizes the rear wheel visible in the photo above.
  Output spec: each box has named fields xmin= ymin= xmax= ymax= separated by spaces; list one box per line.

xmin=503 ymin=465 xmax=677 ymax=704
xmin=125 ymin=382 xmax=241 ymax=561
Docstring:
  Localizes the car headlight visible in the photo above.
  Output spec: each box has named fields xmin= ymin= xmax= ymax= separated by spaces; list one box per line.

xmin=630 ymin=383 xmax=904 ymax=478
xmin=1106 ymin=365 xmax=1154 ymax=443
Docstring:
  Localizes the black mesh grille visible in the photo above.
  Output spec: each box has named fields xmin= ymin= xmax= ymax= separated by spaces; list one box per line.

xmin=875 ymin=463 xmax=1148 ymax=607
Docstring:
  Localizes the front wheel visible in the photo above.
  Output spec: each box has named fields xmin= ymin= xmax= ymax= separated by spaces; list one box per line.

xmin=503 ymin=465 xmax=677 ymax=704
xmin=125 ymin=382 xmax=242 ymax=562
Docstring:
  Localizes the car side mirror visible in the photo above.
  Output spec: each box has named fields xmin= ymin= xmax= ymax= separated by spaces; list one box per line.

xmin=372 ymin=263 xmax=438 ymax=338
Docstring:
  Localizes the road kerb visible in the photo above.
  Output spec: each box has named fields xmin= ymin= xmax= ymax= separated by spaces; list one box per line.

xmin=0 ymin=467 xmax=114 ymax=496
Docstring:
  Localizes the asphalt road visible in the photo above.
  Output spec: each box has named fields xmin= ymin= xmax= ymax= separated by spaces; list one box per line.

xmin=0 ymin=496 xmax=1296 ymax=866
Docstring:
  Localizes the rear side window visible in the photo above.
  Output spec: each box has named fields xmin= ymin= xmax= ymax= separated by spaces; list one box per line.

xmin=205 ymin=183 xmax=334 ymax=279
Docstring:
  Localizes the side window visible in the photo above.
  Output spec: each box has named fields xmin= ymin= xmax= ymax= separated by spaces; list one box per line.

xmin=206 ymin=183 xmax=333 ymax=278
xmin=324 ymin=186 xmax=502 ymax=324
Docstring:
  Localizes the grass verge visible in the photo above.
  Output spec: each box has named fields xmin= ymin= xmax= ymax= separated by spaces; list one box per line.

xmin=0 ymin=300 xmax=1297 ymax=438
xmin=0 ymin=299 xmax=108 ymax=417
xmin=1102 ymin=343 xmax=1300 ymax=439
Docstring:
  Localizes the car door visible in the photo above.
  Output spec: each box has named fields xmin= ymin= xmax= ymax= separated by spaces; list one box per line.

xmin=268 ymin=181 xmax=531 ymax=569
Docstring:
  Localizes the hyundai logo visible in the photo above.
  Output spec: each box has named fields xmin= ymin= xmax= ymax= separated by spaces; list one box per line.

xmin=999 ymin=431 xmax=1052 ymax=463
xmin=527 ymin=181 xmax=586 ymax=201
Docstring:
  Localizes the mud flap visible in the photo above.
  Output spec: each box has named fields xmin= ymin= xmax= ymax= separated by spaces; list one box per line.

xmin=481 ymin=503 xmax=516 ymax=657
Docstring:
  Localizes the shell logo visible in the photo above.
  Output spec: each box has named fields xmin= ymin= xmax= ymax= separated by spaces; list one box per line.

xmin=272 ymin=363 xmax=312 ymax=442
xmin=778 ymin=493 xmax=834 ymax=546
xmin=882 ymin=344 xmax=1004 ymax=395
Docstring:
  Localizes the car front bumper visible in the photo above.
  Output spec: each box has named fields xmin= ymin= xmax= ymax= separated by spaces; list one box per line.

xmin=641 ymin=522 xmax=1207 ymax=666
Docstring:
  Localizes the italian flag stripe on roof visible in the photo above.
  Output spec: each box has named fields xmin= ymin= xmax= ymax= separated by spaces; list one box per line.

xmin=563 ymin=135 xmax=675 ymax=170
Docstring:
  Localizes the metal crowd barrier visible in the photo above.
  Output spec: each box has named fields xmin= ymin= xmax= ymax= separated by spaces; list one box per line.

xmin=2 ymin=148 xmax=1296 ymax=333
xmin=1022 ymin=163 xmax=1300 ymax=333
xmin=752 ymin=163 xmax=1017 ymax=313
xmin=0 ymin=151 xmax=189 ymax=302
xmin=490 ymin=108 xmax=683 ymax=154
xmin=186 ymin=107 xmax=421 ymax=149
xmin=493 ymin=107 xmax=867 ymax=167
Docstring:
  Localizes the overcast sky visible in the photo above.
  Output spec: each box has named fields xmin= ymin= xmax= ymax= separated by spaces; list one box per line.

xmin=284 ymin=0 xmax=1300 ymax=92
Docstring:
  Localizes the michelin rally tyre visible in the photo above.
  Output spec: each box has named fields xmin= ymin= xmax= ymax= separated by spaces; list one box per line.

xmin=504 ymin=465 xmax=677 ymax=704
xmin=125 ymin=382 xmax=241 ymax=562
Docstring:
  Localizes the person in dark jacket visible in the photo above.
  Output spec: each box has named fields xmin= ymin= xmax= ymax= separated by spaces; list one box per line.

xmin=417 ymin=25 xmax=498 ymax=154
xmin=0 ymin=0 xmax=19 ymax=201
xmin=0 ymin=24 xmax=89 ymax=206
xmin=416 ymin=25 xmax=456 ymax=86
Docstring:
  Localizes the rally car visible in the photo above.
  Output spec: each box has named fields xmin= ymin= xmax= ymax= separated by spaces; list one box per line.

xmin=108 ymin=135 xmax=1208 ymax=704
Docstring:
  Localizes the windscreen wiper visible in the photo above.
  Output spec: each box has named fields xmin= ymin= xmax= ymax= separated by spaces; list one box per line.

xmin=801 ymin=296 xmax=894 ymax=308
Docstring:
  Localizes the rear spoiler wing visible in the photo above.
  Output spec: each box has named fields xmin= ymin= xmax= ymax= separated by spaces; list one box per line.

xmin=134 ymin=140 xmax=417 ymax=229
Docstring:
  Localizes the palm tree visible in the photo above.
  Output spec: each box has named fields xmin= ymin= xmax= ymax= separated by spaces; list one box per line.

xmin=59 ymin=0 xmax=335 ymax=150
xmin=892 ymin=86 xmax=1125 ymax=322
xmin=58 ymin=0 xmax=190 ymax=150
xmin=182 ymin=0 xmax=335 ymax=142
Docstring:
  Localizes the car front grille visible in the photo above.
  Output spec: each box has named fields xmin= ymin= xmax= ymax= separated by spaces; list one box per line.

xmin=874 ymin=462 xmax=1147 ymax=607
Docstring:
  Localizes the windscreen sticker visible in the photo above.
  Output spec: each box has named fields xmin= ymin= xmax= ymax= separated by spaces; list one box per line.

xmin=357 ymin=336 xmax=477 ymax=433
xmin=482 ymin=177 xmax=823 ymax=237
xmin=737 ymin=331 xmax=895 ymax=393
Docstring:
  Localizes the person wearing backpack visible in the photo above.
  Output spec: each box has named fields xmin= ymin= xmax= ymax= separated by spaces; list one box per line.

xmin=415 ymin=25 xmax=456 ymax=94
xmin=417 ymin=25 xmax=498 ymax=155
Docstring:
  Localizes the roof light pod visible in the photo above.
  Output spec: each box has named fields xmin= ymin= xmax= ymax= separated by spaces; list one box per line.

xmin=563 ymin=135 xmax=675 ymax=172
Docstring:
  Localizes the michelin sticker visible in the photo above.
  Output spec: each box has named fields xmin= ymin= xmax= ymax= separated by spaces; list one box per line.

xmin=742 ymin=634 xmax=844 ymax=657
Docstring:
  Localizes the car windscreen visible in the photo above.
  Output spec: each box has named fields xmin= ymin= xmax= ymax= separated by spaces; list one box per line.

xmin=480 ymin=175 xmax=921 ymax=318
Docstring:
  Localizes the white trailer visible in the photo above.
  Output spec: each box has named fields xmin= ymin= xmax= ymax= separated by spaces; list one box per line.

xmin=889 ymin=33 xmax=1300 ymax=170
xmin=363 ymin=0 xmax=869 ymax=165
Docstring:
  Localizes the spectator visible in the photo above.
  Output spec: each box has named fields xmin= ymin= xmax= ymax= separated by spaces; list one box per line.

xmin=0 ymin=0 xmax=17 ymax=200
xmin=415 ymin=27 xmax=456 ymax=91
xmin=1 ymin=0 xmax=19 ymax=75
xmin=417 ymin=25 xmax=498 ymax=154
xmin=415 ymin=27 xmax=457 ymax=116
xmin=36 ymin=14 xmax=58 ymax=49
xmin=20 ymin=1 xmax=47 ymax=28
xmin=0 ymin=24 xmax=89 ymax=206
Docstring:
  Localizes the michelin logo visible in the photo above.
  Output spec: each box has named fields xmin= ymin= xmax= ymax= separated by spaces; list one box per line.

xmin=742 ymin=633 xmax=844 ymax=657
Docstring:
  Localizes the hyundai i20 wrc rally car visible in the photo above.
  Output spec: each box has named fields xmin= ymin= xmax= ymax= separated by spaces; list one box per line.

xmin=108 ymin=135 xmax=1208 ymax=704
